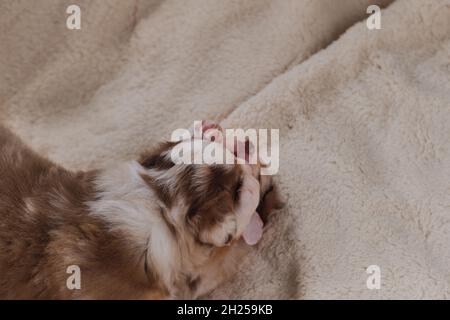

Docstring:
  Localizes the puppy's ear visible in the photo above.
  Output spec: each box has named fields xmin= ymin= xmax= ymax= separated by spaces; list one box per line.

xmin=257 ymin=184 xmax=285 ymax=225
xmin=139 ymin=141 xmax=178 ymax=170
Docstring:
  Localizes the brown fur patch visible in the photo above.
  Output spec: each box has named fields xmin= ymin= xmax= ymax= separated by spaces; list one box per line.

xmin=0 ymin=125 xmax=282 ymax=299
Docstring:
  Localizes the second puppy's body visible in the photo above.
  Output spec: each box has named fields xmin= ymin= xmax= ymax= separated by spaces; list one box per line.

xmin=0 ymin=124 xmax=280 ymax=299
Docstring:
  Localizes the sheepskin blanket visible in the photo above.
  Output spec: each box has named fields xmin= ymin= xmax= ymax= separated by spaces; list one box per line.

xmin=1 ymin=0 xmax=450 ymax=299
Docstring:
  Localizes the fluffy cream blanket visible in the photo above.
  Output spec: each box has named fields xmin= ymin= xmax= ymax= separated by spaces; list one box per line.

xmin=1 ymin=0 xmax=449 ymax=299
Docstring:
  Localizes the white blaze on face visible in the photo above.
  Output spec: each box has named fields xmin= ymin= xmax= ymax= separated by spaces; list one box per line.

xmin=234 ymin=165 xmax=263 ymax=245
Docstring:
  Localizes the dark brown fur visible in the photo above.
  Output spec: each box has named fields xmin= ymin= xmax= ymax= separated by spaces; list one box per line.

xmin=0 ymin=126 xmax=160 ymax=299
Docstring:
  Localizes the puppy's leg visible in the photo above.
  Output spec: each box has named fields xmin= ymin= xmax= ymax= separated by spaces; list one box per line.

xmin=189 ymin=120 xmax=223 ymax=143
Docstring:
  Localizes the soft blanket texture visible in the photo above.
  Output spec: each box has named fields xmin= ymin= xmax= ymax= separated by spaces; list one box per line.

xmin=1 ymin=0 xmax=450 ymax=299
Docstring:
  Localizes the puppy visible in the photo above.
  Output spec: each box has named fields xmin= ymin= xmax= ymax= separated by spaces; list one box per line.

xmin=0 ymin=122 xmax=282 ymax=299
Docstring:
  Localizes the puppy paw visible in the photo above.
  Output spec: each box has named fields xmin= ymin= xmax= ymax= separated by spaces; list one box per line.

xmin=201 ymin=120 xmax=223 ymax=133
xmin=190 ymin=120 xmax=223 ymax=143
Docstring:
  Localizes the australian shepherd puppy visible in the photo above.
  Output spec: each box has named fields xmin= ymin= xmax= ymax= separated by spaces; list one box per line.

xmin=0 ymin=122 xmax=282 ymax=299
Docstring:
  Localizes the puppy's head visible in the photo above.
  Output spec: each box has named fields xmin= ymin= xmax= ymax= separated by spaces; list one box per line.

xmin=138 ymin=126 xmax=283 ymax=248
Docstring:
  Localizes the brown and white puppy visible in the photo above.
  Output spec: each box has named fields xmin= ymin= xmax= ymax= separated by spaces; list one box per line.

xmin=0 ymin=122 xmax=282 ymax=299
